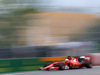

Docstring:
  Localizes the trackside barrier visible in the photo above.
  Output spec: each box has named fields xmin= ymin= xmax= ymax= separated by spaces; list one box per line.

xmin=0 ymin=58 xmax=47 ymax=73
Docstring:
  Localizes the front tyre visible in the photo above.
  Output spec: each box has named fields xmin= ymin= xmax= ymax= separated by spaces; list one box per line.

xmin=44 ymin=63 xmax=51 ymax=67
xmin=58 ymin=63 xmax=65 ymax=70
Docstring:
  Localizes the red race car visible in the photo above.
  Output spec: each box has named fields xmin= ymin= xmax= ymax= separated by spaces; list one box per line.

xmin=39 ymin=56 xmax=93 ymax=70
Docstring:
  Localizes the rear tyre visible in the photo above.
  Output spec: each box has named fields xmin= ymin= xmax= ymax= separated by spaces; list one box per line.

xmin=58 ymin=63 xmax=65 ymax=70
xmin=84 ymin=61 xmax=93 ymax=68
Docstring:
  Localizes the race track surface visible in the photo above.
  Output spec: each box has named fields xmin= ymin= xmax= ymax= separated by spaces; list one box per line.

xmin=2 ymin=66 xmax=100 ymax=75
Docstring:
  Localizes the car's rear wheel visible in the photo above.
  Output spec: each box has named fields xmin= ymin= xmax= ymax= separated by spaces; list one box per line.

xmin=58 ymin=63 xmax=65 ymax=70
xmin=84 ymin=61 xmax=93 ymax=68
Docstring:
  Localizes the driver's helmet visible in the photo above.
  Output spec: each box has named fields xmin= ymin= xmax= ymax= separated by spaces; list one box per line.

xmin=65 ymin=59 xmax=69 ymax=62
xmin=80 ymin=56 xmax=85 ymax=60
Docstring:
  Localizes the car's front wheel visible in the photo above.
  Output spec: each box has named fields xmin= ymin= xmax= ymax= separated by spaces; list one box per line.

xmin=58 ymin=63 xmax=65 ymax=70
xmin=44 ymin=63 xmax=51 ymax=67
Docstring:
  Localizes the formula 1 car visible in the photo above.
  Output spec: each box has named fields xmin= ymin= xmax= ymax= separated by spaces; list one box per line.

xmin=39 ymin=56 xmax=92 ymax=70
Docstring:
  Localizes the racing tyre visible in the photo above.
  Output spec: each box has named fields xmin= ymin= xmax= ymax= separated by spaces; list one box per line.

xmin=84 ymin=61 xmax=93 ymax=68
xmin=58 ymin=63 xmax=65 ymax=70
xmin=67 ymin=62 xmax=72 ymax=69
xmin=44 ymin=63 xmax=51 ymax=67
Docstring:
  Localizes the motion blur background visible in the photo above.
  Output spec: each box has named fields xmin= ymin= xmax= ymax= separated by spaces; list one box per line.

xmin=0 ymin=0 xmax=100 ymax=58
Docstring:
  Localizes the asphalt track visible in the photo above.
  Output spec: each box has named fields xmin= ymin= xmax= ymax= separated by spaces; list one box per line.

xmin=2 ymin=66 xmax=100 ymax=75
